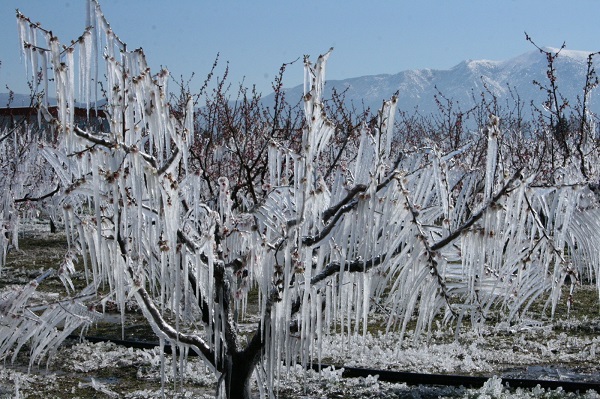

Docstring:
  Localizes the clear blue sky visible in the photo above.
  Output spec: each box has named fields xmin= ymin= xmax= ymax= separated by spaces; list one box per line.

xmin=1 ymin=1 xmax=599 ymax=97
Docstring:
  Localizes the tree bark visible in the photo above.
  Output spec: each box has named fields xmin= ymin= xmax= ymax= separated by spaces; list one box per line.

xmin=218 ymin=325 xmax=264 ymax=399
xmin=222 ymin=351 xmax=259 ymax=399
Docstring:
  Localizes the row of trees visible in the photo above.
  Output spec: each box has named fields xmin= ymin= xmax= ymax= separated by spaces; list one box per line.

xmin=1 ymin=1 xmax=600 ymax=397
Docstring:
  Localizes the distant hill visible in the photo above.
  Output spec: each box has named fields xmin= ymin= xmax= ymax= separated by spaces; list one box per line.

xmin=0 ymin=92 xmax=57 ymax=108
xmin=261 ymin=48 xmax=600 ymax=122
xmin=0 ymin=93 xmax=106 ymax=109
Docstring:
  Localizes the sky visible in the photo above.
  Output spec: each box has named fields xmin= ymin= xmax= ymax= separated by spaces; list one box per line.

xmin=1 ymin=0 xmax=600 ymax=98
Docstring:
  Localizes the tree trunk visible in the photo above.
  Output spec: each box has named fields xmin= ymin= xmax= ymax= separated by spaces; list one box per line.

xmin=221 ymin=352 xmax=258 ymax=399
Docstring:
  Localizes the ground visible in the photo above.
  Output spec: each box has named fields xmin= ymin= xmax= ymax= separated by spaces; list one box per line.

xmin=1 ymin=223 xmax=600 ymax=398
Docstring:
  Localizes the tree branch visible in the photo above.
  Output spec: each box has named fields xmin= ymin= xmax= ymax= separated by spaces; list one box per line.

xmin=131 ymin=274 xmax=216 ymax=366
xmin=303 ymin=197 xmax=359 ymax=246
xmin=14 ymin=184 xmax=60 ymax=203
xmin=431 ymin=169 xmax=523 ymax=252
xmin=321 ymin=184 xmax=366 ymax=224
xmin=74 ymin=125 xmax=180 ymax=173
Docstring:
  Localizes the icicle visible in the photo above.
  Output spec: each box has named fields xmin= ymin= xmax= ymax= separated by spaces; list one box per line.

xmin=354 ymin=127 xmax=376 ymax=185
xmin=432 ymin=150 xmax=450 ymax=225
xmin=484 ymin=115 xmax=499 ymax=201
xmin=28 ymin=23 xmax=38 ymax=86
xmin=377 ymin=95 xmax=398 ymax=162
xmin=65 ymin=47 xmax=75 ymax=130
xmin=80 ymin=30 xmax=93 ymax=112
xmin=16 ymin=13 xmax=30 ymax=77
xmin=41 ymin=50 xmax=49 ymax=106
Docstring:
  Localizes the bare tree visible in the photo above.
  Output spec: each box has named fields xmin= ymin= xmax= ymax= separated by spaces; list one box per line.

xmin=185 ymin=58 xmax=304 ymax=211
xmin=525 ymin=34 xmax=600 ymax=181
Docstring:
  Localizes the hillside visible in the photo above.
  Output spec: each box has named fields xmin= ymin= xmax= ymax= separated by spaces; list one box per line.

xmin=262 ymin=48 xmax=600 ymax=120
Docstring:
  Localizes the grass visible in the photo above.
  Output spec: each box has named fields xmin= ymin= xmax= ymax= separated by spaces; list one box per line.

xmin=2 ymin=233 xmax=71 ymax=289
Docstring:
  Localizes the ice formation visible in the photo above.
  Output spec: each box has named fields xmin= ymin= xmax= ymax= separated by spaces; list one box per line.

xmin=5 ymin=1 xmax=600 ymax=397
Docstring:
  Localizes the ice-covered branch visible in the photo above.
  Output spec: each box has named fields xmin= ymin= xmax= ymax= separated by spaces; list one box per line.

xmin=73 ymin=125 xmax=180 ymax=173
xmin=321 ymin=184 xmax=367 ymax=224
xmin=430 ymin=169 xmax=524 ymax=252
xmin=311 ymin=255 xmax=385 ymax=287
xmin=71 ymin=126 xmax=122 ymax=154
xmin=131 ymin=271 xmax=216 ymax=366
xmin=14 ymin=184 xmax=60 ymax=203
xmin=156 ymin=147 xmax=180 ymax=175
xmin=399 ymin=179 xmax=456 ymax=315
xmin=73 ymin=126 xmax=114 ymax=148
xmin=522 ymin=190 xmax=570 ymax=266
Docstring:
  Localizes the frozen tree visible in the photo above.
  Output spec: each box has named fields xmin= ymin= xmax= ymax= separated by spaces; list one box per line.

xmin=0 ymin=72 xmax=100 ymax=373
xmin=0 ymin=124 xmax=50 ymax=263
xmin=184 ymin=58 xmax=305 ymax=211
xmin=0 ymin=119 xmax=97 ymax=370
xmin=4 ymin=2 xmax=600 ymax=398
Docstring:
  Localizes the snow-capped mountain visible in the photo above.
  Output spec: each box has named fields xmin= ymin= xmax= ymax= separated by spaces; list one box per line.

xmin=264 ymin=48 xmax=600 ymax=121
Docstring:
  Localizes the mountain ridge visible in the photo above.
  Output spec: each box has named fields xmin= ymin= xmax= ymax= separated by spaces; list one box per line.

xmin=263 ymin=48 xmax=600 ymax=121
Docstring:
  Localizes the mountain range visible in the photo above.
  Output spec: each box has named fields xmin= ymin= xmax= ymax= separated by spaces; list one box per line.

xmin=2 ymin=48 xmax=600 ymax=123
xmin=0 ymin=92 xmax=50 ymax=108
xmin=263 ymin=48 xmax=600 ymax=122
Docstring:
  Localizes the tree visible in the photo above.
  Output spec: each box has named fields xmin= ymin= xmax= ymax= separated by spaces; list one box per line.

xmin=0 ymin=95 xmax=65 ymax=264
xmin=526 ymin=34 xmax=600 ymax=181
xmin=4 ymin=2 xmax=600 ymax=398
xmin=185 ymin=57 xmax=304 ymax=210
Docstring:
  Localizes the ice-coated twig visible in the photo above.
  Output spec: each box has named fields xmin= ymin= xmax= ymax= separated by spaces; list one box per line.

xmin=431 ymin=169 xmax=524 ymax=252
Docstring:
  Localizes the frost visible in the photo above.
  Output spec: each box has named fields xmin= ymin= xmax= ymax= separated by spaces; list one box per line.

xmin=478 ymin=375 xmax=505 ymax=398
xmin=79 ymin=377 xmax=120 ymax=398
